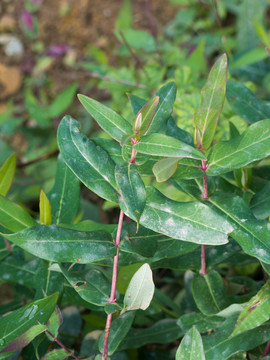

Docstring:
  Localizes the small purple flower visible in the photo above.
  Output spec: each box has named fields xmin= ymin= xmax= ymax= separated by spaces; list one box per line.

xmin=21 ymin=11 xmax=33 ymax=31
xmin=47 ymin=44 xmax=69 ymax=57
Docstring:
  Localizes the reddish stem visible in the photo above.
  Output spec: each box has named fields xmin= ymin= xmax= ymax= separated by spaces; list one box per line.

xmin=263 ymin=340 xmax=270 ymax=357
xmin=200 ymin=245 xmax=206 ymax=275
xmin=45 ymin=329 xmax=80 ymax=360
xmin=129 ymin=138 xmax=138 ymax=164
xmin=102 ymin=210 xmax=124 ymax=359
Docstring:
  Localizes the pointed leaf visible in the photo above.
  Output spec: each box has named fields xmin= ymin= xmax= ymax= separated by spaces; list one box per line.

xmin=98 ymin=311 xmax=135 ymax=355
xmin=115 ymin=0 xmax=132 ymax=30
xmin=60 ymin=267 xmax=111 ymax=306
xmin=3 ymin=225 xmax=116 ymax=263
xmin=232 ymin=281 xmax=270 ymax=336
xmin=153 ymin=158 xmax=179 ymax=182
xmin=166 ymin=117 xmax=194 ymax=147
xmin=0 ymin=293 xmax=58 ymax=351
xmin=123 ymin=263 xmax=154 ymax=312
xmin=40 ymin=190 xmax=52 ymax=225
xmin=134 ymin=134 xmax=206 ymax=160
xmin=133 ymin=96 xmax=159 ymax=135
xmin=57 ymin=116 xmax=118 ymax=202
xmin=78 ymin=95 xmax=132 ymax=142
xmin=139 ymin=187 xmax=233 ymax=245
xmin=0 ymin=324 xmax=47 ymax=354
xmin=209 ymin=192 xmax=270 ymax=264
xmin=48 ymin=154 xmax=80 ymax=224
xmin=115 ymin=163 xmax=146 ymax=225
xmin=175 ymin=327 xmax=206 ymax=360
xmin=0 ymin=153 xmax=16 ymax=196
xmin=193 ymin=54 xmax=227 ymax=150
xmin=118 ymin=319 xmax=182 ymax=351
xmin=226 ymin=79 xmax=270 ymax=123
xmin=250 ymin=181 xmax=270 ymax=219
xmin=192 ymin=270 xmax=229 ymax=315
xmin=207 ymin=119 xmax=270 ymax=176
xmin=0 ymin=195 xmax=36 ymax=232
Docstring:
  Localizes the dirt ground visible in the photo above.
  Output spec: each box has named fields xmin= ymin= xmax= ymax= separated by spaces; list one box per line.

xmin=0 ymin=0 xmax=180 ymax=101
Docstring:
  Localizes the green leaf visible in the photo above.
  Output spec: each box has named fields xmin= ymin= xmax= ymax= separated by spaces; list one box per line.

xmin=204 ymin=315 xmax=270 ymax=360
xmin=175 ymin=327 xmax=206 ymax=360
xmin=40 ymin=190 xmax=52 ymax=225
xmin=48 ymin=154 xmax=80 ymax=224
xmin=153 ymin=158 xmax=179 ymax=182
xmin=192 ymin=270 xmax=229 ymax=315
xmin=115 ymin=163 xmax=146 ymax=226
xmin=207 ymin=119 xmax=270 ymax=176
xmin=166 ymin=117 xmax=194 ymax=147
xmin=98 ymin=311 xmax=135 ymax=355
xmin=118 ymin=319 xmax=182 ymax=350
xmin=117 ymin=28 xmax=156 ymax=52
xmin=0 ymin=153 xmax=16 ymax=196
xmin=35 ymin=260 xmax=64 ymax=298
xmin=0 ymin=257 xmax=38 ymax=288
xmin=0 ymin=195 xmax=36 ymax=232
xmin=232 ymin=47 xmax=269 ymax=69
xmin=250 ymin=181 xmax=270 ymax=219
xmin=4 ymin=225 xmax=116 ymax=264
xmin=57 ymin=116 xmax=118 ymax=202
xmin=123 ymin=263 xmax=154 ymax=312
xmin=49 ymin=83 xmax=78 ymax=118
xmin=60 ymin=266 xmax=111 ymax=306
xmin=193 ymin=54 xmax=227 ymax=150
xmin=232 ymin=281 xmax=270 ymax=336
xmin=133 ymin=96 xmax=159 ymax=136
xmin=78 ymin=95 xmax=132 ymax=142
xmin=115 ymin=0 xmax=132 ymax=30
xmin=146 ymin=82 xmax=177 ymax=135
xmin=0 ymin=324 xmax=47 ymax=354
xmin=171 ymin=159 xmax=204 ymax=181
xmin=134 ymin=134 xmax=206 ymax=160
xmin=139 ymin=187 xmax=233 ymax=245
xmin=40 ymin=348 xmax=71 ymax=360
xmin=209 ymin=192 xmax=270 ymax=264
xmin=0 ymin=293 xmax=58 ymax=351
xmin=226 ymin=80 xmax=270 ymax=123
xmin=177 ymin=313 xmax=224 ymax=334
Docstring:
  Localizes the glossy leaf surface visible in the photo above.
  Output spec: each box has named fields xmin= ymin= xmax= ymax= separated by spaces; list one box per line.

xmin=175 ymin=327 xmax=205 ymax=360
xmin=4 ymin=225 xmax=116 ymax=264
xmin=0 ymin=195 xmax=36 ymax=232
xmin=0 ymin=324 xmax=47 ymax=353
xmin=40 ymin=348 xmax=70 ymax=360
xmin=0 ymin=293 xmax=58 ymax=351
xmin=232 ymin=281 xmax=270 ymax=336
xmin=139 ymin=187 xmax=233 ymax=245
xmin=209 ymin=192 xmax=270 ymax=264
xmin=192 ymin=270 xmax=229 ymax=315
xmin=98 ymin=311 xmax=135 ymax=355
xmin=134 ymin=134 xmax=206 ymax=159
xmin=57 ymin=116 xmax=118 ymax=202
xmin=48 ymin=154 xmax=80 ymax=224
xmin=78 ymin=94 xmax=132 ymax=142
xmin=226 ymin=79 xmax=270 ymax=123
xmin=207 ymin=119 xmax=270 ymax=176
xmin=0 ymin=153 xmax=16 ymax=196
xmin=193 ymin=54 xmax=227 ymax=150
xmin=250 ymin=181 xmax=270 ymax=220
xmin=118 ymin=319 xmax=182 ymax=350
xmin=123 ymin=263 xmax=154 ymax=312
xmin=115 ymin=164 xmax=146 ymax=226
xmin=153 ymin=158 xmax=179 ymax=182
xmin=61 ymin=266 xmax=111 ymax=306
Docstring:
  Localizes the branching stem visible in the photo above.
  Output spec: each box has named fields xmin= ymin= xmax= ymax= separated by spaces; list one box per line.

xmin=45 ymin=329 xmax=80 ymax=360
xmin=263 ymin=339 xmax=270 ymax=357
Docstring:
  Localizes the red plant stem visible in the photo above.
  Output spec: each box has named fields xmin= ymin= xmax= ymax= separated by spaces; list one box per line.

xmin=102 ymin=210 xmax=124 ymax=359
xmin=200 ymin=160 xmax=208 ymax=275
xmin=45 ymin=329 xmax=80 ymax=360
xmin=263 ymin=340 xmax=270 ymax=357
xmin=129 ymin=138 xmax=138 ymax=164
